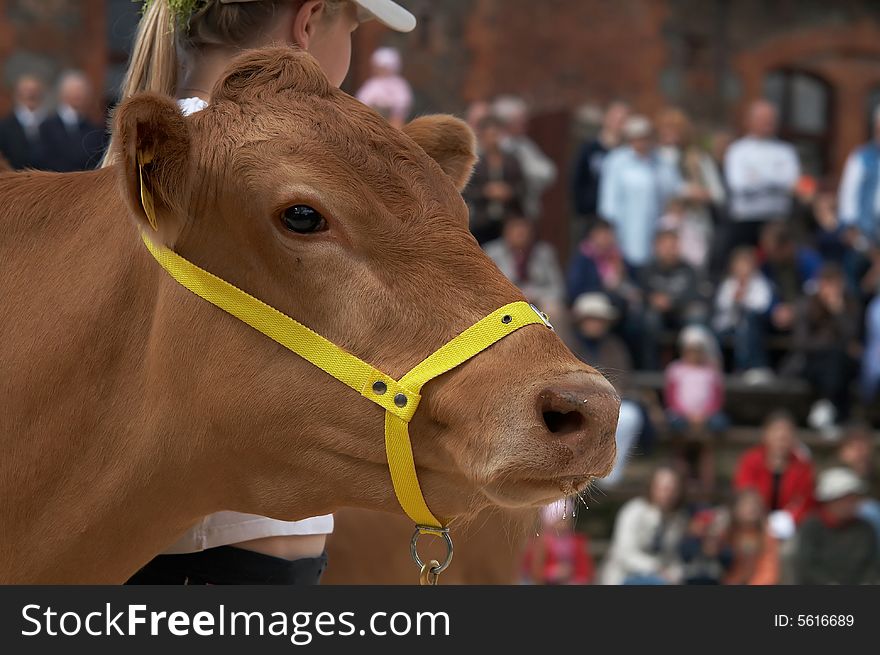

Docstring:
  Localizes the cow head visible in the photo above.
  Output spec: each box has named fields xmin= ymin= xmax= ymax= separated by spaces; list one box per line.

xmin=112 ymin=48 xmax=619 ymax=523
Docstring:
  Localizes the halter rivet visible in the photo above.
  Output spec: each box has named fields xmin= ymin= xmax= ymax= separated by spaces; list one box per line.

xmin=394 ymin=393 xmax=408 ymax=408
xmin=372 ymin=381 xmax=388 ymax=395
xmin=501 ymin=315 xmax=513 ymax=324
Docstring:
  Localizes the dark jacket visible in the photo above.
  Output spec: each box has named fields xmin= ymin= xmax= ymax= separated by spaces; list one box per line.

xmin=0 ymin=113 xmax=43 ymax=170
xmin=572 ymin=137 xmax=610 ymax=217
xmin=638 ymin=260 xmax=699 ymax=315
xmin=39 ymin=112 xmax=106 ymax=172
xmin=463 ymin=151 xmax=525 ymax=244
xmin=794 ymin=295 xmax=861 ymax=353
xmin=794 ymin=513 xmax=880 ymax=585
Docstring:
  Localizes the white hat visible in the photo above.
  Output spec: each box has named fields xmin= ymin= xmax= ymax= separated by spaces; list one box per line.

xmin=623 ymin=115 xmax=652 ymax=140
xmin=371 ymin=46 xmax=402 ymax=72
xmin=220 ymin=0 xmax=417 ymax=32
xmin=573 ymin=293 xmax=618 ymax=321
xmin=816 ymin=467 xmax=867 ymax=502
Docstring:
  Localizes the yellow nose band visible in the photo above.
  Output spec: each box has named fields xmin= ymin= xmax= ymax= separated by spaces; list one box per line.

xmin=141 ymin=232 xmax=551 ymax=579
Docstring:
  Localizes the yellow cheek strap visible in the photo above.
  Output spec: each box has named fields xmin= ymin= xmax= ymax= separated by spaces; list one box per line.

xmin=140 ymin=233 xmax=550 ymax=531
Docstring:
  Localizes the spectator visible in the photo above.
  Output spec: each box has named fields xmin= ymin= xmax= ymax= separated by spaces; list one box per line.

xmin=569 ymin=293 xmax=644 ymax=488
xmin=792 ymin=467 xmax=880 ymax=585
xmin=636 ymin=229 xmax=702 ymax=369
xmin=791 ymin=264 xmax=861 ymax=434
xmin=566 ymin=218 xmax=636 ymax=313
xmin=484 ymin=215 xmax=565 ymax=313
xmin=600 ymin=466 xmax=687 ymax=585
xmin=733 ymin=410 xmax=815 ymax=525
xmin=463 ymin=115 xmax=525 ymax=244
xmin=713 ymin=246 xmax=773 ymax=380
xmin=493 ymin=95 xmax=557 ymax=220
xmin=759 ymin=222 xmax=822 ymax=333
xmin=723 ymin=489 xmax=782 ymax=585
xmin=665 ymin=325 xmax=728 ymax=494
xmin=522 ymin=499 xmax=594 ymax=585
xmin=836 ymin=424 xmax=880 ymax=541
xmin=838 ymin=105 xmax=880 ymax=248
xmin=724 ymin=100 xmax=800 ymax=250
xmin=863 ymin=290 xmax=880 ymax=404
xmin=656 ymin=107 xmax=726 ymax=270
xmin=355 ymin=47 xmax=413 ymax=129
xmin=599 ymin=115 xmax=683 ymax=268
xmin=465 ymin=100 xmax=491 ymax=131
xmin=0 ymin=74 xmax=46 ymax=170
xmin=679 ymin=506 xmax=732 ymax=585
xmin=812 ymin=191 xmax=851 ymax=267
xmin=572 ymin=101 xmax=630 ymax=219
xmin=40 ymin=71 xmax=106 ymax=172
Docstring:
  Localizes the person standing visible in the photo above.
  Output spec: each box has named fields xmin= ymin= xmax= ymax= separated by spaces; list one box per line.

xmin=40 ymin=71 xmax=107 ymax=172
xmin=493 ymin=95 xmax=557 ymax=220
xmin=656 ymin=107 xmax=726 ymax=271
xmin=571 ymin=101 xmax=629 ymax=219
xmin=0 ymin=74 xmax=47 ymax=170
xmin=464 ymin=115 xmax=526 ymax=244
xmin=599 ymin=115 xmax=683 ymax=269
xmin=110 ymin=0 xmax=417 ymax=586
xmin=724 ymin=100 xmax=800 ymax=250
xmin=838 ymin=106 xmax=880 ymax=248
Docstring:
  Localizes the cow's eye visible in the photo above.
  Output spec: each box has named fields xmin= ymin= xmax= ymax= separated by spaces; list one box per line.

xmin=281 ymin=205 xmax=327 ymax=234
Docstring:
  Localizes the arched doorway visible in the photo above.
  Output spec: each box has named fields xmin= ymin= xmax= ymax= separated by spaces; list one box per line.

xmin=762 ymin=69 xmax=833 ymax=177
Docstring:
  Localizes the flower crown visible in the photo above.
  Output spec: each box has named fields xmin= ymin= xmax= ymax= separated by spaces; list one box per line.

xmin=141 ymin=0 xmax=210 ymax=26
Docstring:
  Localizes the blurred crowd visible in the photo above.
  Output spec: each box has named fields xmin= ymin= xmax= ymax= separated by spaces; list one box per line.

xmin=524 ymin=417 xmax=879 ymax=585
xmin=462 ymin=94 xmax=880 ymax=584
xmin=0 ymin=72 xmax=106 ymax=172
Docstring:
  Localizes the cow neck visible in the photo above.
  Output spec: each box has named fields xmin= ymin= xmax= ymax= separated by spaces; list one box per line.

xmin=138 ymin=180 xmax=553 ymax=581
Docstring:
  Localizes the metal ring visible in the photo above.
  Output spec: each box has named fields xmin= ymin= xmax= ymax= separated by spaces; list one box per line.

xmin=410 ymin=526 xmax=454 ymax=575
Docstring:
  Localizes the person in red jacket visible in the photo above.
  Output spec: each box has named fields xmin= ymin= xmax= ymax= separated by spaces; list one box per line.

xmin=521 ymin=499 xmax=595 ymax=585
xmin=733 ymin=410 xmax=816 ymax=524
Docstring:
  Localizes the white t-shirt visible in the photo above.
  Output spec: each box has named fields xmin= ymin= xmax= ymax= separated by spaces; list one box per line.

xmin=724 ymin=136 xmax=800 ymax=221
xmin=165 ymin=98 xmax=333 ymax=553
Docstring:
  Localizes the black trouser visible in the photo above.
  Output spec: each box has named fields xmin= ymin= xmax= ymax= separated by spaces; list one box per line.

xmin=804 ymin=348 xmax=856 ymax=422
xmin=126 ymin=547 xmax=328 ymax=585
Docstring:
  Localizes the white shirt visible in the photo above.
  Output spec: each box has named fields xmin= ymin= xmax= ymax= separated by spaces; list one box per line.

xmin=713 ymin=273 xmax=773 ymax=332
xmin=838 ymin=146 xmax=880 ymax=227
xmin=57 ymin=104 xmax=80 ymax=131
xmin=599 ymin=146 xmax=683 ymax=266
xmin=724 ymin=136 xmax=800 ymax=221
xmin=165 ymin=98 xmax=333 ymax=553
xmin=14 ymin=105 xmax=44 ymax=141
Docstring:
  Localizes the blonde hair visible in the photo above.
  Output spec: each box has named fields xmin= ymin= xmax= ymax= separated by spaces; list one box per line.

xmin=103 ymin=0 xmax=344 ymax=166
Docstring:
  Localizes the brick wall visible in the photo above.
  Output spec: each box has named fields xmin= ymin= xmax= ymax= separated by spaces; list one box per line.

xmin=0 ymin=0 xmax=106 ymax=122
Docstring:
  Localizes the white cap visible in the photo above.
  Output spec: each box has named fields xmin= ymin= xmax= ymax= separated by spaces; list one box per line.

xmin=220 ymin=0 xmax=417 ymax=33
xmin=623 ymin=115 xmax=652 ymax=140
xmin=371 ymin=46 xmax=402 ymax=72
xmin=816 ymin=467 xmax=867 ymax=502
xmin=572 ymin=293 xmax=618 ymax=321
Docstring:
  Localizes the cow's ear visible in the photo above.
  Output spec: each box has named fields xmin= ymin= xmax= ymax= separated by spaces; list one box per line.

xmin=403 ymin=115 xmax=477 ymax=192
xmin=112 ymin=93 xmax=190 ymax=244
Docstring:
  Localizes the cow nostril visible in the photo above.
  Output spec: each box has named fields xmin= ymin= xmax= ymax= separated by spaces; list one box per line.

xmin=542 ymin=409 xmax=585 ymax=436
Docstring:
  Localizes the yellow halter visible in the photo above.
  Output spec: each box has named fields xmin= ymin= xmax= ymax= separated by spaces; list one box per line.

xmin=139 ymin=190 xmax=551 ymax=582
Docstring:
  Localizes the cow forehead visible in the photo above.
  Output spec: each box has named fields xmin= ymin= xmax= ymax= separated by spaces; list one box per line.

xmin=192 ymin=96 xmax=456 ymax=216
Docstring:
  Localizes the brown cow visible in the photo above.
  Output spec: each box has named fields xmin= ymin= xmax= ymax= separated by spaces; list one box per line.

xmin=0 ymin=48 xmax=619 ymax=583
